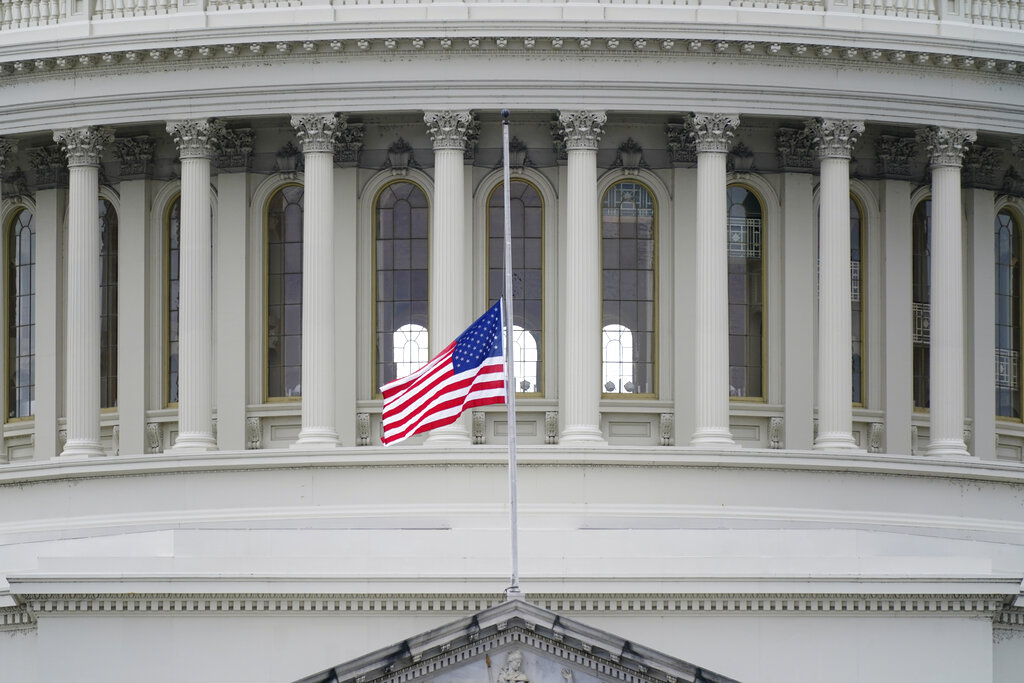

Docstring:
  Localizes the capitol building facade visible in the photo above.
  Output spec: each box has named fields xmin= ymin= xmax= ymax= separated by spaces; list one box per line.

xmin=0 ymin=1 xmax=1023 ymax=680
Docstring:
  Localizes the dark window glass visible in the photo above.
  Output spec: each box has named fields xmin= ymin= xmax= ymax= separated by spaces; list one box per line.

xmin=7 ymin=209 xmax=34 ymax=419
xmin=488 ymin=181 xmax=542 ymax=394
xmin=912 ymin=200 xmax=931 ymax=409
xmin=727 ymin=186 xmax=764 ymax=399
xmin=376 ymin=181 xmax=429 ymax=390
xmin=167 ymin=197 xmax=180 ymax=405
xmin=601 ymin=181 xmax=655 ymax=395
xmin=100 ymin=199 xmax=118 ymax=409
xmin=995 ymin=209 xmax=1021 ymax=419
xmin=267 ymin=185 xmax=304 ymax=399
xmin=851 ymin=198 xmax=864 ymax=405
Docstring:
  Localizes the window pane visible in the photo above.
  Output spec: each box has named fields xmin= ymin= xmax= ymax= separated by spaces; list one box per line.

xmin=377 ymin=182 xmax=429 ymax=389
xmin=912 ymin=200 xmax=931 ymax=409
xmin=489 ymin=181 xmax=543 ymax=394
xmin=167 ymin=197 xmax=180 ymax=405
xmin=8 ymin=209 xmax=35 ymax=419
xmin=602 ymin=181 xmax=655 ymax=395
xmin=727 ymin=186 xmax=763 ymax=398
xmin=100 ymin=199 xmax=118 ymax=409
xmin=851 ymin=198 xmax=864 ymax=405
xmin=995 ymin=209 xmax=1021 ymax=419
xmin=266 ymin=185 xmax=304 ymax=399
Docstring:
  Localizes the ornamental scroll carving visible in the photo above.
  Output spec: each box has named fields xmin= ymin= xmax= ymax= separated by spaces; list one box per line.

xmin=557 ymin=111 xmax=606 ymax=151
xmin=291 ymin=113 xmax=346 ymax=154
xmin=215 ymin=128 xmax=255 ymax=172
xmin=805 ymin=118 xmax=864 ymax=159
xmin=689 ymin=113 xmax=740 ymax=154
xmin=875 ymin=135 xmax=918 ymax=179
xmin=54 ymin=127 xmax=114 ymax=167
xmin=166 ymin=119 xmax=226 ymax=159
xmin=424 ymin=110 xmax=474 ymax=151
xmin=961 ymin=144 xmax=1002 ymax=188
xmin=29 ymin=145 xmax=68 ymax=187
xmin=916 ymin=126 xmax=977 ymax=168
xmin=665 ymin=122 xmax=696 ymax=164
xmin=0 ymin=138 xmax=18 ymax=171
xmin=776 ymin=127 xmax=816 ymax=171
xmin=334 ymin=124 xmax=364 ymax=166
xmin=113 ymin=136 xmax=156 ymax=178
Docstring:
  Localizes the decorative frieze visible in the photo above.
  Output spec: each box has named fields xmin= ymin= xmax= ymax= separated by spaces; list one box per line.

xmin=291 ymin=113 xmax=344 ymax=154
xmin=549 ymin=120 xmax=567 ymax=162
xmin=960 ymin=144 xmax=1002 ymax=187
xmin=463 ymin=114 xmax=481 ymax=161
xmin=0 ymin=137 xmax=17 ymax=170
xmin=875 ymin=135 xmax=919 ymax=179
xmin=166 ymin=118 xmax=225 ymax=160
xmin=776 ymin=126 xmax=816 ymax=171
xmin=690 ymin=113 xmax=739 ymax=155
xmin=806 ymin=118 xmax=864 ymax=159
xmin=113 ymin=135 xmax=156 ymax=178
xmin=917 ymin=126 xmax=977 ymax=168
xmin=665 ymin=122 xmax=696 ymax=164
xmin=1004 ymin=166 xmax=1024 ymax=196
xmin=215 ymin=128 xmax=255 ymax=172
xmin=557 ymin=111 xmax=606 ymax=151
xmin=424 ymin=110 xmax=475 ymax=151
xmin=29 ymin=145 xmax=68 ymax=187
xmin=334 ymin=123 xmax=364 ymax=167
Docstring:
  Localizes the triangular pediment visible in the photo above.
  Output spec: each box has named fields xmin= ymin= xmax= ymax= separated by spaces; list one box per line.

xmin=295 ymin=599 xmax=739 ymax=683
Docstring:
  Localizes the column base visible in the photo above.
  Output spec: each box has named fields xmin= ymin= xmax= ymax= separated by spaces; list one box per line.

xmin=690 ymin=427 xmax=738 ymax=448
xmin=424 ymin=422 xmax=472 ymax=446
xmin=291 ymin=427 xmax=340 ymax=450
xmin=169 ymin=432 xmax=218 ymax=453
xmin=925 ymin=438 xmax=970 ymax=457
xmin=60 ymin=439 xmax=105 ymax=458
xmin=559 ymin=425 xmax=606 ymax=445
xmin=814 ymin=432 xmax=860 ymax=450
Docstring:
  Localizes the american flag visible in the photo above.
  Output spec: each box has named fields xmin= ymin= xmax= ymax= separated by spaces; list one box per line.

xmin=381 ymin=301 xmax=506 ymax=445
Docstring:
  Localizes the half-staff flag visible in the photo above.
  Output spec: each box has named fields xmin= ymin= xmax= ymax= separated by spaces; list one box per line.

xmin=380 ymin=300 xmax=506 ymax=445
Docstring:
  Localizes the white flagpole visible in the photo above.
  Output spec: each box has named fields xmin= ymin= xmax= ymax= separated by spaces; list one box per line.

xmin=501 ymin=109 xmax=522 ymax=599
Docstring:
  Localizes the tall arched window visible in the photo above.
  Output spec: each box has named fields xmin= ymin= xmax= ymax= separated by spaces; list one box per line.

xmin=727 ymin=185 xmax=764 ymax=399
xmin=7 ymin=208 xmax=35 ymax=419
xmin=487 ymin=180 xmax=542 ymax=394
xmin=601 ymin=181 xmax=655 ymax=396
xmin=266 ymin=185 xmax=304 ymax=399
xmin=851 ymin=197 xmax=865 ymax=406
xmin=166 ymin=196 xmax=180 ymax=405
xmin=912 ymin=199 xmax=931 ymax=410
xmin=995 ymin=208 xmax=1021 ymax=419
xmin=100 ymin=198 xmax=118 ymax=409
xmin=375 ymin=181 xmax=429 ymax=390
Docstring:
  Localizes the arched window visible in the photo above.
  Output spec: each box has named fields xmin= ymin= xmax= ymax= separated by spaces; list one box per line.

xmin=394 ymin=323 xmax=428 ymax=378
xmin=266 ymin=185 xmax=304 ymax=399
xmin=850 ymin=197 xmax=865 ymax=405
xmin=100 ymin=198 xmax=118 ymax=409
xmin=487 ymin=180 xmax=542 ymax=394
xmin=912 ymin=199 xmax=931 ymax=410
xmin=995 ymin=208 xmax=1021 ymax=419
xmin=166 ymin=196 xmax=180 ymax=406
xmin=375 ymin=181 xmax=429 ymax=389
xmin=727 ymin=185 xmax=764 ymax=399
xmin=601 ymin=180 xmax=655 ymax=396
xmin=7 ymin=208 xmax=35 ymax=419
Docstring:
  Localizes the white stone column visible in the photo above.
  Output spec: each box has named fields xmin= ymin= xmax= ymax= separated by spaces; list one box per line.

xmin=290 ymin=114 xmax=343 ymax=449
xmin=421 ymin=111 xmax=473 ymax=444
xmin=690 ymin=113 xmax=739 ymax=447
xmin=166 ymin=119 xmax=223 ymax=452
xmin=558 ymin=110 xmax=607 ymax=444
xmin=54 ymin=127 xmax=113 ymax=458
xmin=918 ymin=127 xmax=976 ymax=457
xmin=808 ymin=119 xmax=864 ymax=450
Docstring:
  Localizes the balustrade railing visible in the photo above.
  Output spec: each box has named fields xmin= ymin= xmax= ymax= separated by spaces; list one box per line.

xmin=0 ymin=0 xmax=1020 ymax=35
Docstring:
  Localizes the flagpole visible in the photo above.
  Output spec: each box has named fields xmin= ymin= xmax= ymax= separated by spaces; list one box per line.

xmin=501 ymin=109 xmax=522 ymax=599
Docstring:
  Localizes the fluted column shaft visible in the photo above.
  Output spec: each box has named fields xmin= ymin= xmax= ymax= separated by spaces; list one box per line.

xmin=424 ymin=110 xmax=473 ymax=444
xmin=167 ymin=119 xmax=222 ymax=452
xmin=559 ymin=111 xmax=607 ymax=444
xmin=690 ymin=113 xmax=739 ymax=447
xmin=55 ymin=127 xmax=112 ymax=457
xmin=291 ymin=114 xmax=342 ymax=448
xmin=809 ymin=119 xmax=864 ymax=450
xmin=919 ymin=127 xmax=976 ymax=457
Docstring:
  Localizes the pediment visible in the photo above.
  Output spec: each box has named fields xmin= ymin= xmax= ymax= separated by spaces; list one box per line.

xmin=295 ymin=598 xmax=739 ymax=683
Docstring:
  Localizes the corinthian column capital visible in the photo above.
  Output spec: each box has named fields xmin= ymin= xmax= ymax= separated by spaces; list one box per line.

xmin=690 ymin=113 xmax=740 ymax=154
xmin=53 ymin=127 xmax=114 ymax=167
xmin=0 ymin=137 xmax=18 ymax=170
xmin=806 ymin=118 xmax=865 ymax=159
xmin=291 ymin=113 xmax=346 ymax=154
xmin=424 ymin=110 xmax=474 ymax=151
xmin=166 ymin=119 xmax=226 ymax=159
xmin=916 ymin=126 xmax=977 ymax=168
xmin=557 ymin=111 xmax=606 ymax=151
